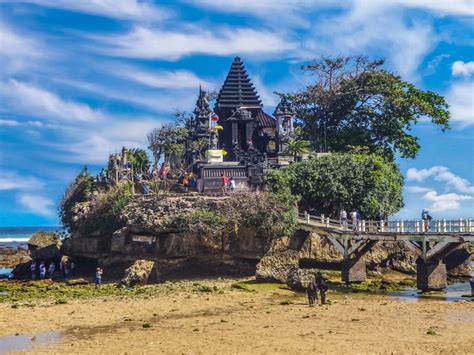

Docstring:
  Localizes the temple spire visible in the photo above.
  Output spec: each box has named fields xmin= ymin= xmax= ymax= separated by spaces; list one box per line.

xmin=215 ymin=57 xmax=262 ymax=118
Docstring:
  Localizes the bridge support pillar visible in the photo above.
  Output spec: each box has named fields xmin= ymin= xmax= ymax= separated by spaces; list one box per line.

xmin=416 ymin=260 xmax=447 ymax=292
xmin=342 ymin=259 xmax=366 ymax=283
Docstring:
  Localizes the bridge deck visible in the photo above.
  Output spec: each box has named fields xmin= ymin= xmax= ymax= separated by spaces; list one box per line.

xmin=298 ymin=214 xmax=474 ymax=243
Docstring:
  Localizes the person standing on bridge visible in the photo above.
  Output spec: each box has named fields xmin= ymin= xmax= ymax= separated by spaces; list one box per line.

xmin=351 ymin=210 xmax=359 ymax=231
xmin=340 ymin=209 xmax=348 ymax=229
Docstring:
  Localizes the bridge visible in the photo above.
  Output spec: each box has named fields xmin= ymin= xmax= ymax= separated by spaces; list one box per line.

xmin=298 ymin=213 xmax=474 ymax=291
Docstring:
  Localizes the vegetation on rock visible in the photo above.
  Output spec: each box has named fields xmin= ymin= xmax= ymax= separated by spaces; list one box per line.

xmin=265 ymin=153 xmax=404 ymax=218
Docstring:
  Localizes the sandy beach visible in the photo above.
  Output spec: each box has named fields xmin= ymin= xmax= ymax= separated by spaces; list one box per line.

xmin=0 ymin=279 xmax=473 ymax=354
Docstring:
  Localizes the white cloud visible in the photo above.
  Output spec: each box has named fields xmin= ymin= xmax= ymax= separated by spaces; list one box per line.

xmin=422 ymin=190 xmax=472 ymax=212
xmin=0 ymin=119 xmax=19 ymax=126
xmin=406 ymin=185 xmax=433 ymax=193
xmin=446 ymin=81 xmax=474 ymax=126
xmin=391 ymin=0 xmax=474 ymax=16
xmin=0 ymin=22 xmax=45 ymax=75
xmin=452 ymin=60 xmax=474 ymax=77
xmin=18 ymin=194 xmax=55 ymax=217
xmin=94 ymin=26 xmax=294 ymax=60
xmin=114 ymin=67 xmax=214 ymax=90
xmin=0 ymin=171 xmax=44 ymax=191
xmin=14 ymin=0 xmax=170 ymax=21
xmin=407 ymin=166 xmax=474 ymax=194
xmin=1 ymin=80 xmax=106 ymax=122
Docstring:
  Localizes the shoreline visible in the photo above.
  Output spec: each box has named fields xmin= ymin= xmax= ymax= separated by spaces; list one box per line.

xmin=1 ymin=277 xmax=473 ymax=354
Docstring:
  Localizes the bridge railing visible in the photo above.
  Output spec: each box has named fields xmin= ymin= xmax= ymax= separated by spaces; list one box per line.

xmin=299 ymin=212 xmax=474 ymax=234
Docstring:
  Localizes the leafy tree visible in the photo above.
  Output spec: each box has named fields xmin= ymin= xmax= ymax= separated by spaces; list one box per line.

xmin=59 ymin=167 xmax=94 ymax=230
xmin=265 ymin=153 xmax=404 ymax=219
xmin=128 ymin=148 xmax=150 ymax=175
xmin=283 ymin=56 xmax=450 ymax=159
xmin=147 ymin=123 xmax=187 ymax=171
xmin=284 ymin=139 xmax=311 ymax=160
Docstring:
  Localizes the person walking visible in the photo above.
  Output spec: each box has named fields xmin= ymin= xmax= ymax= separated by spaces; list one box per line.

xmin=48 ymin=261 xmax=55 ymax=278
xmin=220 ymin=173 xmax=228 ymax=195
xmin=39 ymin=262 xmax=46 ymax=280
xmin=229 ymin=177 xmax=236 ymax=194
xmin=307 ymin=277 xmax=317 ymax=307
xmin=30 ymin=260 xmax=37 ymax=280
xmin=340 ymin=209 xmax=348 ymax=229
xmin=315 ymin=271 xmax=329 ymax=305
xmin=95 ymin=267 xmax=103 ymax=287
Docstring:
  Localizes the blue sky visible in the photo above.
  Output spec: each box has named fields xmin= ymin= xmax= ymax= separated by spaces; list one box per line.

xmin=0 ymin=0 xmax=473 ymax=226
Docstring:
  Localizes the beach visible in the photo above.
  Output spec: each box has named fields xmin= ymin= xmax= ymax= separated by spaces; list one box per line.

xmin=1 ymin=278 xmax=473 ymax=354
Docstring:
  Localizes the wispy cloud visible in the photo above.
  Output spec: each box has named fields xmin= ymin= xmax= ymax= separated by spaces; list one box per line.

xmin=1 ymin=80 xmax=106 ymax=122
xmin=407 ymin=166 xmax=474 ymax=194
xmin=446 ymin=80 xmax=474 ymax=127
xmin=0 ymin=119 xmax=19 ymax=126
xmin=111 ymin=66 xmax=215 ymax=90
xmin=421 ymin=191 xmax=472 ymax=212
xmin=406 ymin=186 xmax=433 ymax=193
xmin=0 ymin=171 xmax=44 ymax=191
xmin=18 ymin=194 xmax=55 ymax=217
xmin=14 ymin=0 xmax=170 ymax=21
xmin=93 ymin=26 xmax=295 ymax=60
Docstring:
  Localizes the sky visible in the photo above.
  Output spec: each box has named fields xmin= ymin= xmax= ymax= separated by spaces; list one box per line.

xmin=0 ymin=0 xmax=473 ymax=226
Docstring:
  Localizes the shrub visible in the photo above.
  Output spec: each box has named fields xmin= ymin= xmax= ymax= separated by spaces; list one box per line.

xmin=265 ymin=153 xmax=404 ymax=219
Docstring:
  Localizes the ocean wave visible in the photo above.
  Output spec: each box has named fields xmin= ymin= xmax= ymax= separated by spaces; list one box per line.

xmin=0 ymin=237 xmax=30 ymax=243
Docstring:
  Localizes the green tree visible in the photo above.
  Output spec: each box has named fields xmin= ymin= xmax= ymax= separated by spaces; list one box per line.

xmin=283 ymin=56 xmax=450 ymax=159
xmin=128 ymin=148 xmax=150 ymax=175
xmin=284 ymin=139 xmax=311 ymax=160
xmin=265 ymin=153 xmax=404 ymax=219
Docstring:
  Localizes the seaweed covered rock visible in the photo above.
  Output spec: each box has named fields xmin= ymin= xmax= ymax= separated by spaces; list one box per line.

xmin=28 ymin=232 xmax=61 ymax=260
xmin=120 ymin=259 xmax=156 ymax=286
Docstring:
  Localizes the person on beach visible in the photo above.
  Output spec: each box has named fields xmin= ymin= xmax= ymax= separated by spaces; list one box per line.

xmin=470 ymin=276 xmax=474 ymax=297
xmin=159 ymin=162 xmax=167 ymax=180
xmin=340 ymin=209 xmax=348 ymax=229
xmin=48 ymin=261 xmax=55 ymax=278
xmin=95 ymin=267 xmax=103 ymax=287
xmin=30 ymin=260 xmax=37 ymax=280
xmin=39 ymin=262 xmax=46 ymax=280
xmin=307 ymin=277 xmax=317 ymax=307
xmin=315 ymin=271 xmax=329 ymax=305
xmin=221 ymin=173 xmax=228 ymax=195
xmin=229 ymin=177 xmax=236 ymax=193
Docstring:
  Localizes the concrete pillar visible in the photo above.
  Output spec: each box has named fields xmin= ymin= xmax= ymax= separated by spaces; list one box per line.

xmin=342 ymin=259 xmax=366 ymax=283
xmin=416 ymin=261 xmax=447 ymax=292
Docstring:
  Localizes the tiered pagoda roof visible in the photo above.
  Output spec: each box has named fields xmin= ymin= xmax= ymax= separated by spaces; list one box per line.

xmin=215 ymin=57 xmax=263 ymax=114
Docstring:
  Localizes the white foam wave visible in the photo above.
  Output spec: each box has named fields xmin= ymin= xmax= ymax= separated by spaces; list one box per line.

xmin=0 ymin=238 xmax=29 ymax=243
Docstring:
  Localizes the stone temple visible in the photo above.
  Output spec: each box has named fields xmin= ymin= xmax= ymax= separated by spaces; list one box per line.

xmin=185 ymin=56 xmax=298 ymax=192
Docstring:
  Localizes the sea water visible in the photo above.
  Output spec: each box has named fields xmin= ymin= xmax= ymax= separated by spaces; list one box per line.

xmin=0 ymin=226 xmax=63 ymax=248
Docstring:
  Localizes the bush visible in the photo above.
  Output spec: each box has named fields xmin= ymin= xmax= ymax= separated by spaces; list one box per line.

xmin=265 ymin=153 xmax=404 ymax=219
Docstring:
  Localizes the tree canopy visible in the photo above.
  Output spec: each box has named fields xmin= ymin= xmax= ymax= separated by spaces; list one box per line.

xmin=265 ymin=153 xmax=404 ymax=219
xmin=282 ymin=56 xmax=450 ymax=159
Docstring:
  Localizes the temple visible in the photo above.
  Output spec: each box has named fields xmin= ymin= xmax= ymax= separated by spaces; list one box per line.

xmin=186 ymin=57 xmax=298 ymax=192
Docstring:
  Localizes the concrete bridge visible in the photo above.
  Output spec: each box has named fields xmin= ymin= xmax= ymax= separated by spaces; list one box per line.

xmin=298 ymin=213 xmax=474 ymax=291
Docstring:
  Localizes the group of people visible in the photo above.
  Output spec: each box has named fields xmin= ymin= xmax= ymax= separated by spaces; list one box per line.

xmin=220 ymin=174 xmax=236 ymax=195
xmin=30 ymin=260 xmax=56 ymax=280
xmin=339 ymin=209 xmax=364 ymax=231
xmin=306 ymin=271 xmax=329 ymax=306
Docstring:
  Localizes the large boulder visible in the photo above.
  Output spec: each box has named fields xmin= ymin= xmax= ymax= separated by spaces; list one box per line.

xmin=28 ymin=232 xmax=61 ymax=260
xmin=0 ymin=247 xmax=30 ymax=268
xmin=120 ymin=259 xmax=156 ymax=286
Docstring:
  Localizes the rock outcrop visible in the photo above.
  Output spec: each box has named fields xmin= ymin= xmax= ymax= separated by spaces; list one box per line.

xmin=120 ymin=259 xmax=156 ymax=286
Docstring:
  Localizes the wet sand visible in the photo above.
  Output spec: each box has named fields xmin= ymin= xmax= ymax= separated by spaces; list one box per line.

xmin=1 ymin=279 xmax=473 ymax=354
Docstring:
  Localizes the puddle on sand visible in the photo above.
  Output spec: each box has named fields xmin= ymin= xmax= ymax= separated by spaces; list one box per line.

xmin=0 ymin=331 xmax=61 ymax=354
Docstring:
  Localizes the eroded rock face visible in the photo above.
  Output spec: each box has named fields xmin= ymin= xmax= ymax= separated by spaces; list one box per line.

xmin=28 ymin=232 xmax=62 ymax=260
xmin=120 ymin=259 xmax=156 ymax=286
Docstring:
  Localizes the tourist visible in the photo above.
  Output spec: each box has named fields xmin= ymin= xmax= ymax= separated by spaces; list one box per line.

xmin=159 ymin=162 xmax=167 ymax=180
xmin=48 ymin=261 xmax=55 ymax=277
xmin=229 ymin=177 xmax=236 ymax=193
xmin=470 ymin=276 xmax=474 ymax=297
xmin=307 ymin=276 xmax=317 ymax=307
xmin=422 ymin=209 xmax=432 ymax=231
xmin=350 ymin=210 xmax=358 ymax=231
xmin=183 ymin=173 xmax=190 ymax=190
xmin=95 ymin=267 xmax=103 ymax=287
xmin=340 ymin=209 xmax=348 ymax=229
xmin=39 ymin=262 xmax=46 ymax=280
xmin=221 ymin=173 xmax=228 ymax=195
xmin=30 ymin=260 xmax=37 ymax=280
xmin=315 ymin=271 xmax=329 ymax=305
xmin=70 ymin=259 xmax=76 ymax=276
xmin=143 ymin=183 xmax=151 ymax=194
